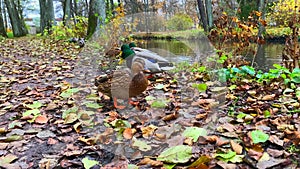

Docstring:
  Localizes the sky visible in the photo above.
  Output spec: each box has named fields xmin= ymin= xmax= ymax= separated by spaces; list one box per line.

xmin=23 ymin=0 xmax=63 ymax=19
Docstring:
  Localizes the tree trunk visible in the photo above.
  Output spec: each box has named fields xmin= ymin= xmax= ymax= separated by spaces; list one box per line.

xmin=0 ymin=0 xmax=7 ymax=37
xmin=257 ymin=0 xmax=266 ymax=37
xmin=87 ymin=0 xmax=106 ymax=39
xmin=110 ymin=0 xmax=114 ymax=11
xmin=39 ymin=0 xmax=54 ymax=35
xmin=196 ymin=0 xmax=208 ymax=32
xmin=4 ymin=0 xmax=27 ymax=37
xmin=205 ymin=0 xmax=213 ymax=29
xmin=63 ymin=0 xmax=71 ymax=26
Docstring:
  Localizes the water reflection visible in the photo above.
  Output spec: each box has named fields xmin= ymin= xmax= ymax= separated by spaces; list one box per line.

xmin=137 ymin=39 xmax=284 ymax=70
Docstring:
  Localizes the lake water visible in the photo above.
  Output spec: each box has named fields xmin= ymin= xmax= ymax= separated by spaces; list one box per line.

xmin=136 ymin=39 xmax=285 ymax=71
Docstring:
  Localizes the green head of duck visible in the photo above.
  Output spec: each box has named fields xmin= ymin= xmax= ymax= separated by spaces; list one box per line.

xmin=121 ymin=44 xmax=135 ymax=59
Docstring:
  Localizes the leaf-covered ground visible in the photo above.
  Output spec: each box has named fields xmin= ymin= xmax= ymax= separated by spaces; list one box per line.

xmin=0 ymin=37 xmax=300 ymax=169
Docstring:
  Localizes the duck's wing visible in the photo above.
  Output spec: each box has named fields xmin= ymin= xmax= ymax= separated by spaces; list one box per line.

xmin=111 ymin=68 xmax=132 ymax=99
xmin=131 ymin=47 xmax=170 ymax=63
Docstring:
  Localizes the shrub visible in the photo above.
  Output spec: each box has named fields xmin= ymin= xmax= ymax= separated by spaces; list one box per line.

xmin=47 ymin=16 xmax=88 ymax=39
xmin=266 ymin=0 xmax=300 ymax=27
xmin=166 ymin=14 xmax=194 ymax=31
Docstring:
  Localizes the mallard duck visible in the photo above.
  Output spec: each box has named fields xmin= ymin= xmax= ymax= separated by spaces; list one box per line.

xmin=121 ymin=43 xmax=174 ymax=73
xmin=95 ymin=58 xmax=149 ymax=109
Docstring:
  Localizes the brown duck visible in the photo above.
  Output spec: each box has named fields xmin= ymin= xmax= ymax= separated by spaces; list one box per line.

xmin=95 ymin=58 xmax=149 ymax=109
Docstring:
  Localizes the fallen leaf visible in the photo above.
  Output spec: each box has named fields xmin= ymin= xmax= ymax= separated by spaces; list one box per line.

xmin=35 ymin=115 xmax=48 ymax=124
xmin=230 ymin=140 xmax=243 ymax=154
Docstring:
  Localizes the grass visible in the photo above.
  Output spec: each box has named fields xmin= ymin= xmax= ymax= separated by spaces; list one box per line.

xmin=131 ymin=29 xmax=206 ymax=40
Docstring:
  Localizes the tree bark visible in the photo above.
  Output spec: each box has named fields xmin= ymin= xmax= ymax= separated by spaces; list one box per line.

xmin=87 ymin=0 xmax=106 ymax=39
xmin=4 ymin=0 xmax=27 ymax=37
xmin=63 ymin=0 xmax=71 ymax=26
xmin=0 ymin=0 xmax=7 ymax=37
xmin=196 ymin=0 xmax=208 ymax=32
xmin=257 ymin=0 xmax=266 ymax=37
xmin=39 ymin=0 xmax=54 ymax=35
xmin=205 ymin=0 xmax=213 ymax=29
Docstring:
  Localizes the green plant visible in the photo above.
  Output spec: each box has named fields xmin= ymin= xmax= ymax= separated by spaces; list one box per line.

xmin=7 ymin=32 xmax=14 ymax=38
xmin=266 ymin=0 xmax=300 ymax=27
xmin=166 ymin=13 xmax=193 ymax=31
xmin=48 ymin=16 xmax=88 ymax=39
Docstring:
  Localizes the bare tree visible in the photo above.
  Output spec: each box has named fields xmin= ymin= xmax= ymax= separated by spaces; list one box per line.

xmin=4 ymin=0 xmax=27 ymax=37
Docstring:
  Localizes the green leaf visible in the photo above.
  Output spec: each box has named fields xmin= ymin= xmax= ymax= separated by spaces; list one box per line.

xmin=128 ymin=164 xmax=139 ymax=169
xmin=250 ymin=130 xmax=269 ymax=144
xmin=84 ymin=102 xmax=102 ymax=109
xmin=215 ymin=150 xmax=244 ymax=163
xmin=191 ymin=83 xmax=207 ymax=92
xmin=23 ymin=109 xmax=40 ymax=117
xmin=81 ymin=157 xmax=99 ymax=169
xmin=237 ymin=112 xmax=247 ymax=119
xmin=264 ymin=110 xmax=271 ymax=118
xmin=145 ymin=95 xmax=156 ymax=101
xmin=291 ymin=69 xmax=300 ymax=83
xmin=64 ymin=113 xmax=78 ymax=124
xmin=241 ymin=65 xmax=255 ymax=75
xmin=60 ymin=88 xmax=80 ymax=98
xmin=154 ymin=84 xmax=164 ymax=90
xmin=151 ymin=100 xmax=167 ymax=108
xmin=157 ymin=145 xmax=192 ymax=163
xmin=62 ymin=106 xmax=78 ymax=119
xmin=163 ymin=163 xmax=177 ymax=169
xmin=228 ymin=85 xmax=237 ymax=90
xmin=26 ymin=101 xmax=43 ymax=109
xmin=183 ymin=127 xmax=207 ymax=142
xmin=132 ymin=138 xmax=151 ymax=151
xmin=112 ymin=119 xmax=131 ymax=128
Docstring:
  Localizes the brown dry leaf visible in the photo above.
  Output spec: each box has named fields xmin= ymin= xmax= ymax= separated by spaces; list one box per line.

xmin=247 ymin=97 xmax=257 ymax=102
xmin=138 ymin=158 xmax=163 ymax=167
xmin=195 ymin=112 xmax=207 ymax=120
xmin=0 ymin=143 xmax=9 ymax=150
xmin=141 ymin=125 xmax=157 ymax=138
xmin=0 ymin=128 xmax=7 ymax=134
xmin=230 ymin=140 xmax=243 ymax=154
xmin=268 ymin=135 xmax=284 ymax=147
xmin=162 ymin=112 xmax=178 ymax=121
xmin=101 ymin=158 xmax=128 ymax=169
xmin=226 ymin=93 xmax=237 ymax=100
xmin=266 ymin=148 xmax=284 ymax=157
xmin=78 ymin=136 xmax=97 ymax=145
xmin=217 ymin=161 xmax=237 ymax=169
xmin=205 ymin=135 xmax=218 ymax=143
xmin=216 ymin=138 xmax=230 ymax=146
xmin=47 ymin=138 xmax=58 ymax=145
xmin=219 ymin=123 xmax=236 ymax=132
xmin=123 ymin=128 xmax=135 ymax=139
xmin=261 ymin=94 xmax=276 ymax=101
xmin=248 ymin=149 xmax=263 ymax=161
xmin=35 ymin=115 xmax=48 ymax=124
xmin=184 ymin=137 xmax=194 ymax=146
xmin=191 ymin=99 xmax=216 ymax=106
xmin=64 ymin=150 xmax=83 ymax=156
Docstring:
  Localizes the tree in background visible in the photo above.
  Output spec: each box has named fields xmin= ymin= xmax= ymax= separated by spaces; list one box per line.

xmin=87 ymin=0 xmax=106 ymax=39
xmin=0 ymin=0 xmax=7 ymax=37
xmin=4 ymin=0 xmax=27 ymax=37
xmin=39 ymin=0 xmax=54 ymax=35
xmin=166 ymin=13 xmax=193 ymax=30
